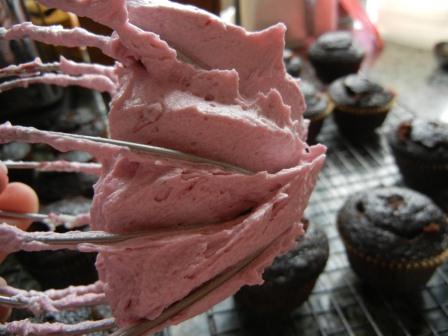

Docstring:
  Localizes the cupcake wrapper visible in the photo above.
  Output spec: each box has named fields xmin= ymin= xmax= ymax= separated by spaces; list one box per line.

xmin=235 ymin=277 xmax=319 ymax=315
xmin=307 ymin=101 xmax=334 ymax=144
xmin=391 ymin=150 xmax=448 ymax=171
xmin=389 ymin=146 xmax=448 ymax=189
xmin=331 ymin=96 xmax=395 ymax=115
xmin=339 ymin=234 xmax=448 ymax=292
xmin=308 ymin=100 xmax=334 ymax=123
xmin=342 ymin=237 xmax=448 ymax=270
xmin=310 ymin=59 xmax=363 ymax=83
xmin=330 ymin=96 xmax=395 ymax=138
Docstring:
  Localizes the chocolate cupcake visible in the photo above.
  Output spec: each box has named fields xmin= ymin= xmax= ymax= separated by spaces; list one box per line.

xmin=434 ymin=42 xmax=448 ymax=70
xmin=16 ymin=197 xmax=98 ymax=290
xmin=387 ymin=118 xmax=448 ymax=191
xmin=235 ymin=227 xmax=329 ymax=315
xmin=300 ymin=81 xmax=333 ymax=144
xmin=285 ymin=55 xmax=302 ymax=78
xmin=0 ymin=142 xmax=34 ymax=186
xmin=32 ymin=150 xmax=97 ymax=203
xmin=308 ymin=31 xmax=365 ymax=83
xmin=328 ymin=74 xmax=395 ymax=138
xmin=337 ymin=187 xmax=448 ymax=293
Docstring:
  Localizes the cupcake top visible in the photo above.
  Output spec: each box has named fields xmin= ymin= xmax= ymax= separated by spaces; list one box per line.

xmin=263 ymin=227 xmax=329 ymax=285
xmin=308 ymin=31 xmax=365 ymax=62
xmin=388 ymin=118 xmax=448 ymax=161
xmin=337 ymin=187 xmax=448 ymax=262
xmin=300 ymin=81 xmax=330 ymax=120
xmin=329 ymin=74 xmax=394 ymax=109
xmin=286 ymin=55 xmax=302 ymax=77
xmin=283 ymin=48 xmax=302 ymax=78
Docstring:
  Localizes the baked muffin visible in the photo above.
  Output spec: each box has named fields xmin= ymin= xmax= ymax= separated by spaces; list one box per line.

xmin=337 ymin=187 xmax=448 ymax=293
xmin=308 ymin=31 xmax=365 ymax=83
xmin=286 ymin=55 xmax=302 ymax=78
xmin=16 ymin=196 xmax=98 ymax=290
xmin=32 ymin=150 xmax=97 ymax=202
xmin=283 ymin=48 xmax=302 ymax=78
xmin=387 ymin=118 xmax=448 ymax=191
xmin=434 ymin=42 xmax=448 ymax=70
xmin=0 ymin=142 xmax=34 ymax=186
xmin=300 ymin=81 xmax=333 ymax=144
xmin=328 ymin=74 xmax=395 ymax=138
xmin=235 ymin=227 xmax=329 ymax=315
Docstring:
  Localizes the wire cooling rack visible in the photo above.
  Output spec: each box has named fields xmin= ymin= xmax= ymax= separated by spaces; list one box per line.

xmin=165 ymin=101 xmax=448 ymax=336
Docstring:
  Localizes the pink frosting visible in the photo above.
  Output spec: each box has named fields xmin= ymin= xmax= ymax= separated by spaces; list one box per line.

xmin=125 ymin=0 xmax=307 ymax=125
xmin=2 ymin=282 xmax=105 ymax=317
xmin=96 ymin=154 xmax=324 ymax=326
xmin=3 ymin=22 xmax=111 ymax=55
xmin=59 ymin=56 xmax=118 ymax=80
xmin=0 ymin=0 xmax=327 ymax=331
xmin=5 ymin=318 xmax=115 ymax=336
xmin=92 ymin=154 xmax=313 ymax=233
xmin=108 ymin=65 xmax=304 ymax=173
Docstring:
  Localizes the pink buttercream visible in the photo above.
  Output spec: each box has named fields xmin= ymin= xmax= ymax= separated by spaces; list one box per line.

xmin=1 ymin=282 xmax=105 ymax=316
xmin=125 ymin=0 xmax=307 ymax=125
xmin=59 ymin=56 xmax=118 ymax=80
xmin=36 ymin=160 xmax=102 ymax=175
xmin=3 ymin=22 xmax=112 ymax=55
xmin=95 ymin=154 xmax=324 ymax=325
xmin=0 ymin=73 xmax=115 ymax=93
xmin=5 ymin=318 xmax=115 ymax=336
xmin=0 ymin=0 xmax=327 ymax=331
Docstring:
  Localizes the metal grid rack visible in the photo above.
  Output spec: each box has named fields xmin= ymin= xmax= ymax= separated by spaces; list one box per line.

xmin=165 ymin=102 xmax=448 ymax=336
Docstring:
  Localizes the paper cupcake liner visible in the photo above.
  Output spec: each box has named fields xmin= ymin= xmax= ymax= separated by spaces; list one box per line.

xmin=331 ymin=95 xmax=395 ymax=116
xmin=341 ymin=236 xmax=448 ymax=271
xmin=308 ymin=100 xmax=334 ymax=123
xmin=389 ymin=147 xmax=448 ymax=190
xmin=392 ymin=151 xmax=448 ymax=172
xmin=310 ymin=59 xmax=364 ymax=84
xmin=235 ymin=278 xmax=318 ymax=316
